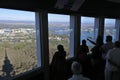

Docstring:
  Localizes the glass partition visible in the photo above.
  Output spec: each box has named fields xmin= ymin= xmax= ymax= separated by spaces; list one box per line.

xmin=0 ymin=8 xmax=37 ymax=79
xmin=104 ymin=18 xmax=116 ymax=43
xmin=48 ymin=13 xmax=70 ymax=63
xmin=81 ymin=16 xmax=95 ymax=51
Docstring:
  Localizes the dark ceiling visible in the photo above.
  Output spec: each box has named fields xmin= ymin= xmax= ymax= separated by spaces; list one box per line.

xmin=0 ymin=0 xmax=120 ymax=18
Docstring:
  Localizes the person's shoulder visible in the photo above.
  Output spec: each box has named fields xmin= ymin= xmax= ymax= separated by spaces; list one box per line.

xmin=106 ymin=48 xmax=114 ymax=57
xmin=102 ymin=43 xmax=107 ymax=47
xmin=83 ymin=77 xmax=91 ymax=80
xmin=53 ymin=51 xmax=59 ymax=57
xmin=81 ymin=75 xmax=91 ymax=80
xmin=68 ymin=78 xmax=73 ymax=80
xmin=54 ymin=51 xmax=58 ymax=55
xmin=79 ymin=45 xmax=82 ymax=48
xmin=110 ymin=48 xmax=120 ymax=54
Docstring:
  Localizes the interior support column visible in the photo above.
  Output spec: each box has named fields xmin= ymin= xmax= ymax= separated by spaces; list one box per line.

xmin=70 ymin=15 xmax=81 ymax=58
xmin=35 ymin=11 xmax=49 ymax=80
xmin=94 ymin=17 xmax=104 ymax=40
xmin=115 ymin=19 xmax=120 ymax=41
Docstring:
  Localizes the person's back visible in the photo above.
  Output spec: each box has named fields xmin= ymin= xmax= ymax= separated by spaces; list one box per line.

xmin=79 ymin=40 xmax=89 ymax=62
xmin=101 ymin=35 xmax=114 ymax=60
xmin=50 ymin=44 xmax=67 ymax=80
xmin=68 ymin=61 xmax=90 ymax=80
xmin=80 ymin=40 xmax=89 ymax=55
xmin=105 ymin=41 xmax=120 ymax=80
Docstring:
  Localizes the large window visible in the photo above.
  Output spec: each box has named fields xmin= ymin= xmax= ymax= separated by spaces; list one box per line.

xmin=104 ymin=18 xmax=116 ymax=42
xmin=0 ymin=8 xmax=37 ymax=79
xmin=81 ymin=16 xmax=95 ymax=50
xmin=48 ymin=14 xmax=70 ymax=63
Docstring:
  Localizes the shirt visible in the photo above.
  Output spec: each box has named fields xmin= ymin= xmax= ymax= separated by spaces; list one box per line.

xmin=105 ymin=48 xmax=120 ymax=71
xmin=68 ymin=74 xmax=90 ymax=80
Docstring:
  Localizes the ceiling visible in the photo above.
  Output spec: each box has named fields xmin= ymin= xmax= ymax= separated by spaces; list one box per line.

xmin=1 ymin=0 xmax=120 ymax=18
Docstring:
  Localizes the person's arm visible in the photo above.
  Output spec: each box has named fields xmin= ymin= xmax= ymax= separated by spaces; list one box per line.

xmin=107 ymin=51 xmax=120 ymax=68
xmin=87 ymin=38 xmax=96 ymax=45
xmin=108 ymin=59 xmax=120 ymax=68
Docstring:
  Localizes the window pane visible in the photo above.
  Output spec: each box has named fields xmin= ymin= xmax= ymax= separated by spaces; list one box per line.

xmin=0 ymin=8 xmax=37 ymax=79
xmin=104 ymin=18 xmax=116 ymax=43
xmin=81 ymin=16 xmax=95 ymax=50
xmin=48 ymin=14 xmax=70 ymax=63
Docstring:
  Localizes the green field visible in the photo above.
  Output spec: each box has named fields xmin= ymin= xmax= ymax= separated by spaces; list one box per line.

xmin=0 ymin=41 xmax=37 ymax=78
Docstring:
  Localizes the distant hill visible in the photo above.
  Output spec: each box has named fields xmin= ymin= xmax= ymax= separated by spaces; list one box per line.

xmin=0 ymin=20 xmax=35 ymax=25
xmin=0 ymin=20 xmax=115 ymax=28
xmin=0 ymin=20 xmax=35 ymax=28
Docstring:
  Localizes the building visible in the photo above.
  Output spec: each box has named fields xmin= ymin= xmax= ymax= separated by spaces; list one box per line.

xmin=0 ymin=0 xmax=120 ymax=80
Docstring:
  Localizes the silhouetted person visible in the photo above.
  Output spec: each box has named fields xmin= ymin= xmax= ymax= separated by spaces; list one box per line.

xmin=68 ymin=61 xmax=90 ymax=80
xmin=87 ymin=35 xmax=103 ymax=46
xmin=78 ymin=40 xmax=92 ymax=79
xmin=91 ymin=35 xmax=103 ymax=62
xmin=80 ymin=40 xmax=89 ymax=55
xmin=90 ymin=35 xmax=104 ymax=80
xmin=96 ymin=35 xmax=104 ymax=46
xmin=87 ymin=35 xmax=104 ymax=64
xmin=2 ymin=48 xmax=13 ymax=80
xmin=78 ymin=39 xmax=89 ymax=62
xmin=101 ymin=35 xmax=114 ymax=61
xmin=50 ymin=44 xmax=67 ymax=80
xmin=105 ymin=41 xmax=120 ymax=80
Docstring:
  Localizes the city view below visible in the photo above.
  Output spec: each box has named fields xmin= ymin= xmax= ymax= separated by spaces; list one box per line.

xmin=0 ymin=8 xmax=116 ymax=80
xmin=0 ymin=19 xmax=116 ymax=80
xmin=0 ymin=20 xmax=37 ymax=80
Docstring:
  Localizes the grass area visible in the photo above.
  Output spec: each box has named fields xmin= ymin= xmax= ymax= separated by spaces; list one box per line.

xmin=0 ymin=42 xmax=37 ymax=77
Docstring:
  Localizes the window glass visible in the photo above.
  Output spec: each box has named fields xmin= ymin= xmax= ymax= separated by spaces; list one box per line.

xmin=48 ymin=14 xmax=70 ymax=63
xmin=81 ymin=16 xmax=95 ymax=51
xmin=104 ymin=18 xmax=116 ymax=43
xmin=0 ymin=8 xmax=37 ymax=79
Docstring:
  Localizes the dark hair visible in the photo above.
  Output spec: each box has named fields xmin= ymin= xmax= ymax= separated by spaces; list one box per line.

xmin=106 ymin=35 xmax=112 ymax=42
xmin=82 ymin=39 xmax=86 ymax=45
xmin=57 ymin=44 xmax=64 ymax=51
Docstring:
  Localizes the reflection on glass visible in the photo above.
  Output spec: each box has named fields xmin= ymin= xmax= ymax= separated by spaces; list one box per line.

xmin=0 ymin=8 xmax=37 ymax=79
xmin=48 ymin=14 xmax=70 ymax=63
xmin=104 ymin=18 xmax=116 ymax=43
xmin=81 ymin=16 xmax=95 ymax=50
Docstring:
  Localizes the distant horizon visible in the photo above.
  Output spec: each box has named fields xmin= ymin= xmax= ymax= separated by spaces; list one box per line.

xmin=0 ymin=19 xmax=115 ymax=24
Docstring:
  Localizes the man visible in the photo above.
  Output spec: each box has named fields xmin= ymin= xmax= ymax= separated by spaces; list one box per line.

xmin=101 ymin=35 xmax=114 ymax=60
xmin=105 ymin=41 xmax=120 ymax=80
xmin=68 ymin=61 xmax=90 ymax=80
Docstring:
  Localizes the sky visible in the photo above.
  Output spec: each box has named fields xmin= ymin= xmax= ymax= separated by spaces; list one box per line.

xmin=0 ymin=8 xmax=115 ymax=23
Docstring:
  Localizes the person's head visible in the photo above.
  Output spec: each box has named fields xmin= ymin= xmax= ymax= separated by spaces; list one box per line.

xmin=96 ymin=35 xmax=103 ymax=45
xmin=106 ymin=35 xmax=112 ymax=42
xmin=57 ymin=44 xmax=64 ymax=51
xmin=71 ymin=61 xmax=82 ymax=74
xmin=82 ymin=39 xmax=86 ymax=45
xmin=114 ymin=41 xmax=120 ymax=48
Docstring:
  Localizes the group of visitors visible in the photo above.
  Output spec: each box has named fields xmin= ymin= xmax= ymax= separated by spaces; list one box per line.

xmin=50 ymin=44 xmax=91 ymax=80
xmin=50 ymin=35 xmax=120 ymax=80
xmin=81 ymin=35 xmax=120 ymax=80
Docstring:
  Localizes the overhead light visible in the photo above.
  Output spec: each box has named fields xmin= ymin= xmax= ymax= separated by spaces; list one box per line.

xmin=54 ymin=0 xmax=85 ymax=11
xmin=71 ymin=0 xmax=85 ymax=11
xmin=54 ymin=0 xmax=68 ymax=9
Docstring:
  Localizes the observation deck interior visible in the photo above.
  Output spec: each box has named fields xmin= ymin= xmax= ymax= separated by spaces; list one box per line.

xmin=0 ymin=0 xmax=120 ymax=80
